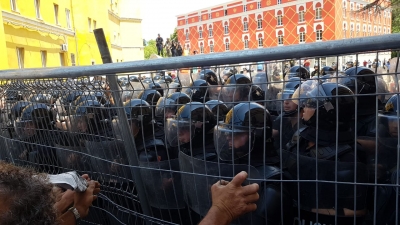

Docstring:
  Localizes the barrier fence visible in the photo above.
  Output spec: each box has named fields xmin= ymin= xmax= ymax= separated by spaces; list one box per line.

xmin=0 ymin=33 xmax=400 ymax=225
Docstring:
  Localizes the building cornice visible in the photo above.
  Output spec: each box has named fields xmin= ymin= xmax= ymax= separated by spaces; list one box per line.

xmin=111 ymin=44 xmax=123 ymax=50
xmin=108 ymin=10 xmax=142 ymax=22
xmin=2 ymin=10 xmax=75 ymax=36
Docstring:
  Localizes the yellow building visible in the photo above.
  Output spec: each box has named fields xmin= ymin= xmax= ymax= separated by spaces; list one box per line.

xmin=0 ymin=0 xmax=144 ymax=70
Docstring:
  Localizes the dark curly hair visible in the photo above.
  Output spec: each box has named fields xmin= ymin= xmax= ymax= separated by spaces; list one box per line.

xmin=0 ymin=162 xmax=59 ymax=225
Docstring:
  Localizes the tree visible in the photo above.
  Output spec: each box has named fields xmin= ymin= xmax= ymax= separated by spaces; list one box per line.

xmin=170 ymin=28 xmax=178 ymax=42
xmin=144 ymin=39 xmax=158 ymax=59
xmin=357 ymin=0 xmax=400 ymax=33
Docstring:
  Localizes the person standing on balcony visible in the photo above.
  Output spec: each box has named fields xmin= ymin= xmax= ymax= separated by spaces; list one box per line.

xmin=156 ymin=34 xmax=164 ymax=56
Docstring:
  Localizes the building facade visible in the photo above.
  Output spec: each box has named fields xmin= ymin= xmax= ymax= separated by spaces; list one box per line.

xmin=0 ymin=0 xmax=143 ymax=70
xmin=176 ymin=0 xmax=392 ymax=66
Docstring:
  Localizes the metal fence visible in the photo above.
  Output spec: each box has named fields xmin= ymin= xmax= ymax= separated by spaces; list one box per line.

xmin=0 ymin=34 xmax=400 ymax=225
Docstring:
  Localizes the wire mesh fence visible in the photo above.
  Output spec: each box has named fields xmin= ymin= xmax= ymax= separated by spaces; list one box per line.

xmin=0 ymin=34 xmax=400 ymax=225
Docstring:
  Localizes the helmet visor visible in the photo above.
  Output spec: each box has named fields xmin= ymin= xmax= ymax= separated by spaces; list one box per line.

xmin=14 ymin=119 xmax=36 ymax=139
xmin=155 ymin=97 xmax=177 ymax=118
xmin=165 ymin=118 xmax=196 ymax=147
xmin=213 ymin=123 xmax=253 ymax=161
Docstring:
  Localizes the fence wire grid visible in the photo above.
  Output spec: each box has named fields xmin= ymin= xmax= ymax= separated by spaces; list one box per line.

xmin=1 ymin=34 xmax=400 ymax=225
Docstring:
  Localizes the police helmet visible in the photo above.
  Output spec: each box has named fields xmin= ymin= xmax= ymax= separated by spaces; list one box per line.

xmin=29 ymin=93 xmax=54 ymax=105
xmin=286 ymin=66 xmax=310 ymax=79
xmin=138 ymin=89 xmax=162 ymax=106
xmin=124 ymin=99 xmax=153 ymax=126
xmin=164 ymin=75 xmax=173 ymax=84
xmin=155 ymin=92 xmax=191 ymax=119
xmin=222 ymin=74 xmax=252 ymax=105
xmin=185 ymin=79 xmax=210 ymax=103
xmin=320 ymin=66 xmax=334 ymax=75
xmin=148 ymin=83 xmax=164 ymax=97
xmin=9 ymin=101 xmax=31 ymax=121
xmin=298 ymin=82 xmax=355 ymax=131
xmin=214 ymin=102 xmax=272 ymax=161
xmin=199 ymin=69 xmax=219 ymax=85
xmin=165 ymin=102 xmax=216 ymax=147
xmin=205 ymin=100 xmax=229 ymax=122
xmin=14 ymin=103 xmax=53 ymax=139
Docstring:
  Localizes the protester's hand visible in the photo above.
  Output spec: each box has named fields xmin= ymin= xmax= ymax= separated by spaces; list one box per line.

xmin=210 ymin=171 xmax=259 ymax=222
xmin=73 ymin=180 xmax=101 ymax=218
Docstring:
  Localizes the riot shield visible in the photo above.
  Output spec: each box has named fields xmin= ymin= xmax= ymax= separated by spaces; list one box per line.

xmin=179 ymin=151 xmax=260 ymax=218
xmin=85 ymin=140 xmax=133 ymax=182
xmin=281 ymin=150 xmax=368 ymax=222
xmin=139 ymin=158 xmax=185 ymax=209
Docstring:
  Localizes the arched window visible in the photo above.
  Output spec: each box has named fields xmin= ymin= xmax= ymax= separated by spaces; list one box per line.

xmin=257 ymin=14 xmax=263 ymax=29
xmin=316 ymin=24 xmax=323 ymax=41
xmin=298 ymin=6 xmax=305 ymax=22
xmin=315 ymin=2 xmax=322 ymax=19
xmin=209 ymin=41 xmax=214 ymax=53
xmin=198 ymin=27 xmax=203 ymax=39
xmin=224 ymin=21 xmax=229 ymax=34
xmin=277 ymin=30 xmax=283 ymax=45
xmin=299 ymin=27 xmax=305 ymax=43
xmin=277 ymin=10 xmax=283 ymax=26
xmin=225 ymin=38 xmax=230 ymax=51
xmin=244 ymin=35 xmax=249 ymax=49
xmin=243 ymin=17 xmax=249 ymax=31
xmin=258 ymin=33 xmax=263 ymax=47
xmin=208 ymin=25 xmax=213 ymax=37
xmin=200 ymin=42 xmax=204 ymax=53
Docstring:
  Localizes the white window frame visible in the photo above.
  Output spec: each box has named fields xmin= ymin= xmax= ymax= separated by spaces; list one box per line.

xmin=200 ymin=45 xmax=204 ymax=54
xmin=16 ymin=47 xmax=24 ymax=69
xmin=34 ymin=0 xmax=41 ymax=19
xmin=185 ymin=32 xmax=189 ymax=41
xmin=88 ymin=18 xmax=92 ymax=32
xmin=54 ymin=4 xmax=59 ymax=25
xmin=316 ymin=7 xmax=322 ymax=20
xmin=210 ymin=43 xmax=214 ymax=53
xmin=258 ymin=37 xmax=263 ymax=47
xmin=224 ymin=24 xmax=229 ymax=34
xmin=66 ymin=9 xmax=71 ymax=29
xmin=71 ymin=53 xmax=76 ymax=66
xmin=257 ymin=18 xmax=262 ymax=29
xmin=299 ymin=11 xmax=305 ymax=22
xmin=208 ymin=28 xmax=213 ymax=37
xmin=10 ymin=0 xmax=17 ymax=11
xmin=199 ymin=29 xmax=203 ymax=39
xmin=299 ymin=32 xmax=305 ymax=43
xmin=277 ymin=15 xmax=283 ymax=26
xmin=243 ymin=21 xmax=249 ymax=31
xmin=199 ymin=16 xmax=201 ymax=22
xmin=225 ymin=40 xmax=230 ymax=51
xmin=243 ymin=5 xmax=247 ymax=12
xmin=60 ymin=53 xmax=65 ymax=66
xmin=278 ymin=35 xmax=283 ymax=45
xmin=277 ymin=0 xmax=281 ymax=4
xmin=40 ymin=50 xmax=47 ymax=67
xmin=244 ymin=39 xmax=249 ymax=49
xmin=208 ymin=13 xmax=212 ymax=19
xmin=257 ymin=1 xmax=261 ymax=9
xmin=185 ymin=19 xmax=188 ymax=24
xmin=316 ymin=29 xmax=323 ymax=41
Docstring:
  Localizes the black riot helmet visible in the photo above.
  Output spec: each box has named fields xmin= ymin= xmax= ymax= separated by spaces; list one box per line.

xmin=71 ymin=95 xmax=98 ymax=109
xmin=138 ymin=89 xmax=162 ymax=106
xmin=123 ymin=99 xmax=153 ymax=127
xmin=14 ymin=103 xmax=53 ymax=139
xmin=155 ymin=92 xmax=191 ymax=119
xmin=199 ymin=69 xmax=219 ymax=85
xmin=320 ymin=66 xmax=334 ymax=75
xmin=29 ymin=93 xmax=54 ymax=105
xmin=222 ymin=74 xmax=252 ymax=106
xmin=214 ymin=102 xmax=272 ymax=161
xmin=205 ymin=100 xmax=229 ymax=122
xmin=165 ymin=102 xmax=216 ymax=147
xmin=185 ymin=79 xmax=210 ymax=103
xmin=343 ymin=67 xmax=377 ymax=115
xmin=148 ymin=83 xmax=164 ymax=97
xmin=286 ymin=66 xmax=310 ymax=79
xmin=9 ymin=101 xmax=32 ymax=121
xmin=70 ymin=100 xmax=111 ymax=134
xmin=250 ymin=85 xmax=265 ymax=103
xmin=164 ymin=75 xmax=173 ymax=83
xmin=297 ymin=82 xmax=355 ymax=131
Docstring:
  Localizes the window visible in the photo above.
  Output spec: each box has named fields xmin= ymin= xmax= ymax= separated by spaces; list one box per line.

xmin=54 ymin=4 xmax=59 ymax=24
xmin=299 ymin=11 xmax=305 ymax=22
xmin=60 ymin=53 xmax=65 ymax=66
xmin=257 ymin=15 xmax=262 ymax=29
xmin=244 ymin=37 xmax=249 ymax=49
xmin=200 ymin=44 xmax=204 ymax=54
xmin=257 ymin=1 xmax=261 ymax=9
xmin=224 ymin=10 xmax=228 ymax=16
xmin=258 ymin=35 xmax=263 ymax=47
xmin=66 ymin=9 xmax=71 ymax=29
xmin=199 ymin=16 xmax=201 ymax=22
xmin=363 ymin=12 xmax=366 ymax=21
xmin=224 ymin=22 xmax=229 ymax=34
xmin=316 ymin=7 xmax=322 ymax=19
xmin=88 ymin=18 xmax=92 ymax=32
xmin=210 ymin=42 xmax=214 ymax=53
xmin=299 ymin=29 xmax=305 ymax=43
xmin=185 ymin=19 xmax=188 ymax=24
xmin=278 ymin=35 xmax=283 ymax=45
xmin=277 ymin=15 xmax=283 ymax=26
xmin=16 ymin=47 xmax=24 ymax=69
xmin=185 ymin=32 xmax=189 ymax=40
xmin=93 ymin=20 xmax=97 ymax=30
xmin=208 ymin=26 xmax=213 ymax=37
xmin=243 ymin=5 xmax=247 ymax=12
xmin=71 ymin=53 xmax=76 ymax=66
xmin=40 ymin=51 xmax=47 ymax=67
xmin=225 ymin=39 xmax=230 ymax=51
xmin=316 ymin=29 xmax=323 ymax=41
xmin=277 ymin=0 xmax=281 ymax=4
xmin=243 ymin=18 xmax=249 ymax=31
xmin=199 ymin=28 xmax=203 ymax=39
xmin=208 ymin=13 xmax=212 ymax=19
xmin=34 ymin=0 xmax=41 ymax=19
xmin=10 ymin=0 xmax=17 ymax=11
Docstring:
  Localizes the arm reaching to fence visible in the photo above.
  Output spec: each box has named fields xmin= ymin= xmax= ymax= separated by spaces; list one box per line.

xmin=199 ymin=171 xmax=259 ymax=225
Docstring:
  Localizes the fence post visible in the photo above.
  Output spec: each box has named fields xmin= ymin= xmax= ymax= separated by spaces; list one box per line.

xmin=93 ymin=28 xmax=152 ymax=221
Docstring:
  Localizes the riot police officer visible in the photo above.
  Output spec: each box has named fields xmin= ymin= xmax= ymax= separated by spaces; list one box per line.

xmin=285 ymin=65 xmax=310 ymax=80
xmin=205 ymin=100 xmax=229 ymax=122
xmin=155 ymin=92 xmax=191 ymax=123
xmin=221 ymin=74 xmax=252 ymax=108
xmin=185 ymin=79 xmax=210 ymax=103
xmin=284 ymin=82 xmax=368 ymax=224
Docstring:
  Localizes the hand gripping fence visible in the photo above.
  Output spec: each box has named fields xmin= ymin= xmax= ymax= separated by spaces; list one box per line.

xmin=0 ymin=33 xmax=399 ymax=225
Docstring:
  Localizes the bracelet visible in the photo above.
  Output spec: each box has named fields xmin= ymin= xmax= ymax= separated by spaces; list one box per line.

xmin=68 ymin=207 xmax=81 ymax=223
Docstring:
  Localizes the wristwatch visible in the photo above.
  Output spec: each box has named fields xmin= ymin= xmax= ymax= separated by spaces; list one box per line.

xmin=68 ymin=207 xmax=81 ymax=223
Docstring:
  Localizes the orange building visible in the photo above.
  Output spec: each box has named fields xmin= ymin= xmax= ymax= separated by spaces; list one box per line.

xmin=176 ymin=0 xmax=392 ymax=56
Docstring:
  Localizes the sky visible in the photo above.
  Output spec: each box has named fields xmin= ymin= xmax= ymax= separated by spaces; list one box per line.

xmin=140 ymin=0 xmax=229 ymax=41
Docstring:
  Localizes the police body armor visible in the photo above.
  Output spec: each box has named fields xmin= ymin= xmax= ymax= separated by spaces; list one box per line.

xmin=179 ymin=151 xmax=293 ymax=225
xmin=138 ymin=137 xmax=185 ymax=209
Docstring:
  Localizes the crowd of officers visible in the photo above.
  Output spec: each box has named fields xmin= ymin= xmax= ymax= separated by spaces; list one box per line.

xmin=0 ymin=64 xmax=399 ymax=225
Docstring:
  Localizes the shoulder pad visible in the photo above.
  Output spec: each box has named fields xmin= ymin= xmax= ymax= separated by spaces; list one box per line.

xmin=285 ymin=127 xmax=307 ymax=150
xmin=308 ymin=144 xmax=352 ymax=160
xmin=257 ymin=165 xmax=283 ymax=179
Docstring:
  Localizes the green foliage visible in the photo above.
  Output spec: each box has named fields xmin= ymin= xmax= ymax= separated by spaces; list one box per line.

xmin=170 ymin=28 xmax=178 ymax=42
xmin=392 ymin=7 xmax=400 ymax=33
xmin=144 ymin=39 xmax=157 ymax=59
